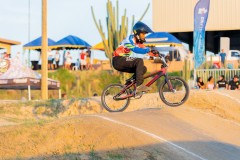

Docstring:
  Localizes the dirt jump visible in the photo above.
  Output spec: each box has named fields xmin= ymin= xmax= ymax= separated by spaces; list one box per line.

xmin=0 ymin=90 xmax=240 ymax=160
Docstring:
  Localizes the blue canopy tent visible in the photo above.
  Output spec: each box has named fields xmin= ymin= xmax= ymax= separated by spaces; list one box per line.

xmin=23 ymin=36 xmax=56 ymax=50
xmin=144 ymin=32 xmax=186 ymax=60
xmin=144 ymin=32 xmax=182 ymax=47
xmin=52 ymin=35 xmax=91 ymax=49
xmin=23 ymin=37 xmax=56 ymax=70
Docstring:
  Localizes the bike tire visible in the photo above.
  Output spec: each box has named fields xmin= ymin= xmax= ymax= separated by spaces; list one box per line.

xmin=159 ymin=76 xmax=189 ymax=107
xmin=101 ymin=84 xmax=130 ymax=112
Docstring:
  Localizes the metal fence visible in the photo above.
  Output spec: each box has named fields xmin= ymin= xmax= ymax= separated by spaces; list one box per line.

xmin=195 ymin=69 xmax=240 ymax=84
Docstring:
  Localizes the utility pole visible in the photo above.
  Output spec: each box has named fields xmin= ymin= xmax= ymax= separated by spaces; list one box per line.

xmin=28 ymin=0 xmax=31 ymax=67
xmin=41 ymin=0 xmax=48 ymax=100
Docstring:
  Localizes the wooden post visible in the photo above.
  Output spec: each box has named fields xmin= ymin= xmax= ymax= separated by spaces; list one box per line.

xmin=28 ymin=85 xmax=31 ymax=100
xmin=41 ymin=0 xmax=48 ymax=100
xmin=59 ymin=89 xmax=61 ymax=99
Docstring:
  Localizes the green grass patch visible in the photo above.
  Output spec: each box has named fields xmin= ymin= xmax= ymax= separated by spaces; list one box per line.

xmin=89 ymin=149 xmax=102 ymax=160
xmin=106 ymin=152 xmax=124 ymax=160
xmin=0 ymin=69 xmax=185 ymax=100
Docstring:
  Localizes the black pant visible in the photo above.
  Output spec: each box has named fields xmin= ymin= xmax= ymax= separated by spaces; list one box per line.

xmin=112 ymin=56 xmax=147 ymax=86
xmin=56 ymin=61 xmax=59 ymax=69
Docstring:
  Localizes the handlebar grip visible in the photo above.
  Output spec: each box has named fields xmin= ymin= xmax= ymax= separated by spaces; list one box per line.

xmin=160 ymin=56 xmax=168 ymax=67
xmin=151 ymin=50 xmax=159 ymax=55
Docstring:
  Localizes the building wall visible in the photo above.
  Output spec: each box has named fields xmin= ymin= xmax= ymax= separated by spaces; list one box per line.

xmin=152 ymin=0 xmax=240 ymax=32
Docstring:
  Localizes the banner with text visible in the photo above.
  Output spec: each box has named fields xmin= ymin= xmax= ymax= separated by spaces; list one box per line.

xmin=194 ymin=0 xmax=210 ymax=69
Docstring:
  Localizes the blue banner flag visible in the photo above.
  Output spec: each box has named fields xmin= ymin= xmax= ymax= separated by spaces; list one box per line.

xmin=194 ymin=0 xmax=210 ymax=69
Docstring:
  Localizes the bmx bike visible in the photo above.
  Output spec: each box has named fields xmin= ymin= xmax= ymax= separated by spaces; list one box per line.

xmin=101 ymin=52 xmax=189 ymax=112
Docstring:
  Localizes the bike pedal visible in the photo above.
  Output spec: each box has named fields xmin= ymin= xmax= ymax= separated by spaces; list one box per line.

xmin=134 ymin=91 xmax=143 ymax=98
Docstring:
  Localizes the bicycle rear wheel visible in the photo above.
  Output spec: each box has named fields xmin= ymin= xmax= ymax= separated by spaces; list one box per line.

xmin=101 ymin=84 xmax=130 ymax=112
xmin=159 ymin=77 xmax=189 ymax=107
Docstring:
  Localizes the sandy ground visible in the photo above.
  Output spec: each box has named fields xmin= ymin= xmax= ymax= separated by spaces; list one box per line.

xmin=0 ymin=90 xmax=239 ymax=160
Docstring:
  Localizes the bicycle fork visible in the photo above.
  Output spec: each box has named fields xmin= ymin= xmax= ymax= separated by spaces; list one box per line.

xmin=165 ymin=75 xmax=175 ymax=92
xmin=113 ymin=83 xmax=135 ymax=100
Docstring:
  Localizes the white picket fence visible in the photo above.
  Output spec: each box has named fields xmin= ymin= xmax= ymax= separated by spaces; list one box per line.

xmin=194 ymin=69 xmax=240 ymax=85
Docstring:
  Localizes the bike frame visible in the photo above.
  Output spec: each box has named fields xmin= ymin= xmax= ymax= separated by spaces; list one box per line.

xmin=114 ymin=66 xmax=173 ymax=100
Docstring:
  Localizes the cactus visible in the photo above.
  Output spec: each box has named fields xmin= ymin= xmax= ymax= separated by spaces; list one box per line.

xmin=88 ymin=83 xmax=92 ymax=97
xmin=77 ymin=77 xmax=81 ymax=96
xmin=138 ymin=3 xmax=150 ymax=22
xmin=183 ymin=59 xmax=191 ymax=83
xmin=91 ymin=0 xmax=150 ymax=68
xmin=210 ymin=55 xmax=213 ymax=68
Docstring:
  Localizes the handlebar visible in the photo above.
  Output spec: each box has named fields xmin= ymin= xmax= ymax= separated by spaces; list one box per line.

xmin=159 ymin=55 xmax=168 ymax=68
xmin=150 ymin=50 xmax=169 ymax=67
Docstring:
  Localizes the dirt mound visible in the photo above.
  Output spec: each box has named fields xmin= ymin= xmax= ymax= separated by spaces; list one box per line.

xmin=0 ymin=90 xmax=239 ymax=124
xmin=185 ymin=90 xmax=240 ymax=123
xmin=0 ymin=90 xmax=239 ymax=159
xmin=33 ymin=98 xmax=104 ymax=118
xmin=0 ymin=98 xmax=104 ymax=124
xmin=0 ymin=116 xmax=183 ymax=160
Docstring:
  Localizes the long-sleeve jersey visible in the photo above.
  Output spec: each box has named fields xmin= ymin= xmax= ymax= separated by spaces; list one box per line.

xmin=113 ymin=35 xmax=150 ymax=57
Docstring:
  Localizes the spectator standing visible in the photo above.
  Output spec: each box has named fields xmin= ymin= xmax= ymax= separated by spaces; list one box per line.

xmin=65 ymin=51 xmax=72 ymax=70
xmin=47 ymin=49 xmax=54 ymax=70
xmin=206 ymin=76 xmax=215 ymax=90
xmin=219 ymin=49 xmax=227 ymax=67
xmin=197 ymin=77 xmax=205 ymax=89
xmin=62 ymin=49 xmax=66 ymax=67
xmin=86 ymin=52 xmax=92 ymax=70
xmin=55 ymin=51 xmax=60 ymax=69
xmin=228 ymin=75 xmax=240 ymax=90
xmin=86 ymin=48 xmax=91 ymax=57
xmin=80 ymin=50 xmax=87 ymax=70
xmin=216 ymin=75 xmax=228 ymax=89
xmin=3 ymin=52 xmax=10 ymax=59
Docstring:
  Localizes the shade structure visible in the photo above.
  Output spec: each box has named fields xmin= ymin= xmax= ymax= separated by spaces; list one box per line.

xmin=52 ymin=35 xmax=91 ymax=49
xmin=92 ymin=40 xmax=108 ymax=51
xmin=0 ymin=58 xmax=60 ymax=100
xmin=23 ymin=36 xmax=56 ymax=50
xmin=0 ymin=38 xmax=21 ymax=54
xmin=144 ymin=32 xmax=182 ymax=46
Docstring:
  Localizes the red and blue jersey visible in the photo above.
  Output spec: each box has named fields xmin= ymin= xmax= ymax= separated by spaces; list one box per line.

xmin=113 ymin=35 xmax=150 ymax=57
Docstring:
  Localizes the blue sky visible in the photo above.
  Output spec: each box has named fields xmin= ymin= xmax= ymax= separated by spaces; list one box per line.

xmin=0 ymin=0 xmax=152 ymax=60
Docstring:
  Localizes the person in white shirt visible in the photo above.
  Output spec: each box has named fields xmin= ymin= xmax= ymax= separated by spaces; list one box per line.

xmin=54 ymin=51 xmax=60 ymax=69
xmin=65 ymin=51 xmax=72 ymax=70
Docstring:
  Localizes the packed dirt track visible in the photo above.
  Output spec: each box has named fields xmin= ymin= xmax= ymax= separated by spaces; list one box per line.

xmin=0 ymin=90 xmax=240 ymax=160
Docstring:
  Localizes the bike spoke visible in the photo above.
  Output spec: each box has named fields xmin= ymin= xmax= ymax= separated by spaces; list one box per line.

xmin=102 ymin=84 xmax=130 ymax=112
xmin=159 ymin=77 xmax=189 ymax=106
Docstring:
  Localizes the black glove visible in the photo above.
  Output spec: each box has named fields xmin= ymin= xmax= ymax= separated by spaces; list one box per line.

xmin=151 ymin=50 xmax=159 ymax=55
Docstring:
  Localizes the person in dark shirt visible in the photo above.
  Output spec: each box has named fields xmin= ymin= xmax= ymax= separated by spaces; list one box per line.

xmin=216 ymin=75 xmax=228 ymax=89
xmin=197 ymin=77 xmax=205 ymax=89
xmin=228 ymin=75 xmax=240 ymax=90
xmin=86 ymin=48 xmax=91 ymax=58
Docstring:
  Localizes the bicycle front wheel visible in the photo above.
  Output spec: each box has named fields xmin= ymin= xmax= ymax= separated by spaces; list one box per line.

xmin=101 ymin=84 xmax=130 ymax=112
xmin=159 ymin=77 xmax=189 ymax=107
